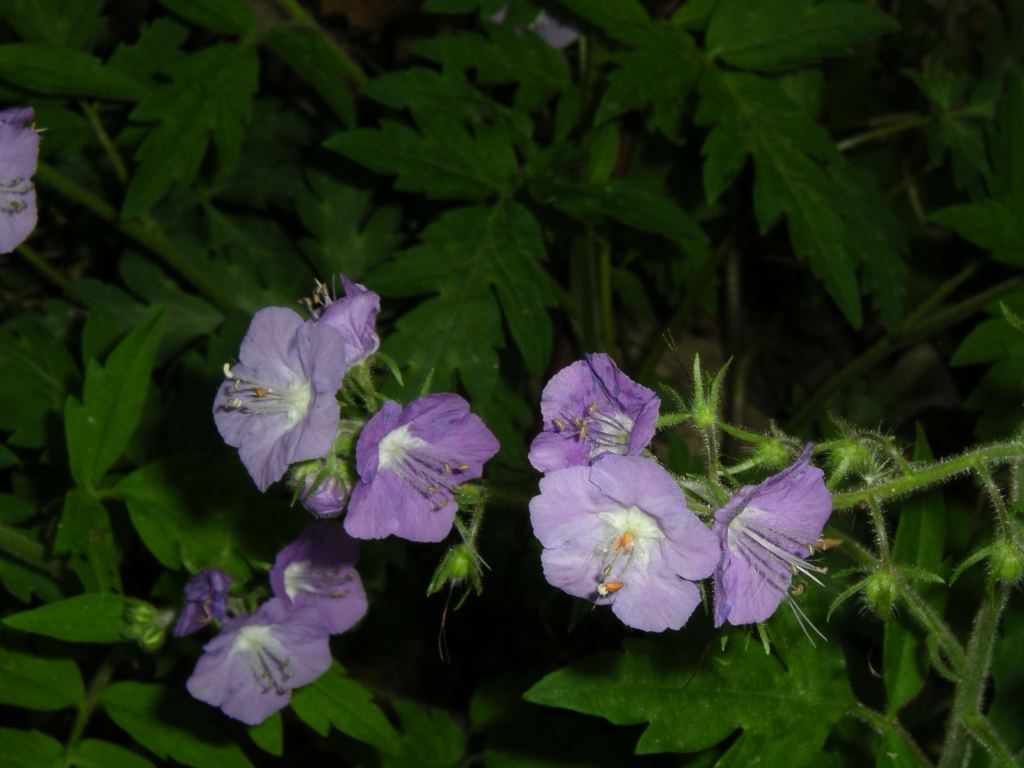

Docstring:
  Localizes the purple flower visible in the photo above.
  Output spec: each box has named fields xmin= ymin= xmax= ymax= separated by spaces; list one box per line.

xmin=186 ymin=598 xmax=332 ymax=725
xmin=0 ymin=107 xmax=39 ymax=254
xmin=299 ymin=469 xmax=351 ymax=517
xmin=213 ymin=307 xmax=348 ymax=491
xmin=346 ymin=394 xmax=500 ymax=542
xmin=314 ymin=276 xmax=380 ymax=369
xmin=173 ymin=569 xmax=233 ymax=637
xmin=712 ymin=445 xmax=832 ymax=628
xmin=530 ymin=455 xmax=720 ymax=632
xmin=529 ymin=353 xmax=659 ymax=474
xmin=270 ymin=521 xmax=367 ymax=634
xmin=490 ymin=5 xmax=579 ymax=49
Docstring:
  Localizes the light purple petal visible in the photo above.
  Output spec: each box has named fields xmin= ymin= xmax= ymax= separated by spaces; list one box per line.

xmin=0 ymin=112 xmax=39 ymax=255
xmin=530 ymin=11 xmax=579 ymax=49
xmin=610 ymin=555 xmax=703 ymax=632
xmin=174 ymin=569 xmax=233 ymax=637
xmin=238 ymin=307 xmax=305 ymax=384
xmin=354 ymin=400 xmax=403 ymax=480
xmin=317 ymin=276 xmax=381 ymax=368
xmin=529 ymin=466 xmax=617 ymax=547
xmin=301 ymin=472 xmax=350 ymax=517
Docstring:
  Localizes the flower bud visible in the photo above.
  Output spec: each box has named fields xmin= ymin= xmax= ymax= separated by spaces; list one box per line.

xmin=291 ymin=460 xmax=353 ymax=518
xmin=427 ymin=543 xmax=481 ymax=597
xmin=991 ymin=539 xmax=1024 ymax=583
xmin=829 ymin=439 xmax=875 ymax=476
xmin=751 ymin=438 xmax=791 ymax=470
xmin=864 ymin=569 xmax=898 ymax=617
xmin=125 ymin=599 xmax=175 ymax=652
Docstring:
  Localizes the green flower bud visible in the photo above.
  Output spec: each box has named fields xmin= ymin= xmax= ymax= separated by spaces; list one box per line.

xmin=830 ymin=439 xmax=875 ymax=475
xmin=124 ymin=600 xmax=174 ymax=652
xmin=753 ymin=438 xmax=791 ymax=470
xmin=991 ymin=539 xmax=1024 ymax=583
xmin=428 ymin=543 xmax=481 ymax=597
xmin=864 ymin=570 xmax=898 ymax=618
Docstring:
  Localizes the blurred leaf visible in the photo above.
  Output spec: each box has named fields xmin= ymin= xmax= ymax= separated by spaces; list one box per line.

xmin=0 ymin=315 xmax=80 ymax=448
xmin=124 ymin=43 xmax=259 ymax=216
xmin=0 ymin=494 xmax=33 ymax=525
xmin=526 ymin=626 xmax=853 ymax=765
xmin=327 ymin=118 xmax=518 ymax=201
xmin=369 ymin=202 xmax=555 ymax=395
xmin=3 ymin=593 xmax=140 ymax=642
xmin=156 ymin=0 xmax=258 ymax=35
xmin=247 ymin=712 xmax=283 ymax=756
xmin=72 ymin=739 xmax=156 ymax=768
xmin=265 ymin=26 xmax=355 ymax=125
xmin=0 ymin=43 xmax=143 ymax=99
xmin=0 ymin=557 xmax=62 ymax=604
xmin=0 ymin=728 xmax=64 ymax=768
xmin=297 ymin=171 xmax=402 ymax=281
xmin=64 ymin=310 xmax=165 ymax=490
xmin=380 ymin=700 xmax=467 ymax=768
xmin=412 ymin=24 xmax=570 ymax=112
xmin=53 ymin=489 xmax=122 ymax=594
xmin=595 ymin=22 xmax=699 ymax=140
xmin=931 ymin=199 xmax=1024 ymax=267
xmin=554 ymin=0 xmax=648 ymax=37
xmin=883 ymin=428 xmax=946 ymax=713
xmin=291 ymin=662 xmax=400 ymax=752
xmin=698 ymin=68 xmax=905 ymax=328
xmin=103 ymin=682 xmax=256 ymax=768
xmin=0 ymin=0 xmax=106 ymax=51
xmin=706 ymin=0 xmax=898 ymax=72
xmin=108 ymin=17 xmax=189 ymax=83
xmin=0 ymin=641 xmax=84 ymax=710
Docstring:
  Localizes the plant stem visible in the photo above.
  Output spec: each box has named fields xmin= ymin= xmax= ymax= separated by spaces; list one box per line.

xmin=598 ymin=238 xmax=619 ymax=360
xmin=893 ymin=570 xmax=966 ymax=674
xmin=65 ymin=650 xmax=120 ymax=753
xmin=831 ymin=442 xmax=1024 ymax=510
xmin=787 ymin=274 xmax=1024 ymax=434
xmin=79 ymin=100 xmax=127 ymax=184
xmin=961 ymin=713 xmax=1021 ymax=767
xmin=274 ymin=0 xmax=367 ymax=84
xmin=837 ymin=114 xmax=930 ymax=152
xmin=15 ymin=242 xmax=72 ymax=293
xmin=938 ymin=587 xmax=1012 ymax=768
xmin=35 ymin=163 xmax=241 ymax=315
xmin=848 ymin=701 xmax=934 ymax=768
xmin=0 ymin=522 xmax=60 ymax=577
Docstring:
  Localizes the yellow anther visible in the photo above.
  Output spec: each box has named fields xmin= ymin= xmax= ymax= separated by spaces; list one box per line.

xmin=458 ymin=464 xmax=469 ymax=470
xmin=435 ymin=499 xmax=448 ymax=510
xmin=588 ymin=401 xmax=598 ymax=415
xmin=223 ymin=363 xmax=234 ymax=378
xmin=444 ymin=462 xmax=451 ymax=473
xmin=553 ymin=418 xmax=566 ymax=430
xmin=791 ymin=583 xmax=804 ymax=596
xmin=613 ymin=531 xmax=635 ymax=553
xmin=597 ymin=581 xmax=624 ymax=596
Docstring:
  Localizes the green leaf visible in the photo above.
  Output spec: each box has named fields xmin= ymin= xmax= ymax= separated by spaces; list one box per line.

xmin=326 ymin=118 xmax=518 ymax=201
xmin=156 ymin=0 xmax=258 ymax=35
xmin=0 ymin=641 xmax=84 ymax=710
xmin=247 ymin=712 xmax=283 ymax=756
xmin=123 ymin=43 xmax=259 ymax=216
xmin=297 ymin=171 xmax=402 ymax=281
xmin=0 ymin=0 xmax=106 ymax=51
xmin=698 ymin=69 xmax=906 ymax=328
xmin=706 ymin=0 xmax=898 ymax=72
xmin=368 ymin=202 xmax=555 ymax=395
xmin=115 ymin=452 xmax=283 ymax=577
xmin=0 ymin=557 xmax=62 ymax=604
xmin=72 ymin=739 xmax=156 ymax=768
xmin=883 ymin=427 xmax=946 ymax=713
xmin=64 ymin=310 xmax=165 ymax=490
xmin=108 ymin=17 xmax=189 ymax=83
xmin=3 ymin=593 xmax=140 ymax=642
xmin=53 ymin=489 xmax=122 ymax=594
xmin=930 ymin=198 xmax=1024 ymax=267
xmin=265 ymin=26 xmax=355 ymax=125
xmin=526 ymin=625 xmax=853 ymax=765
xmin=0 ymin=728 xmax=64 ymax=768
xmin=291 ymin=662 xmax=400 ymax=752
xmin=595 ymin=22 xmax=700 ymax=139
xmin=554 ymin=0 xmax=648 ymax=38
xmin=0 ymin=43 xmax=143 ymax=99
xmin=529 ymin=176 xmax=709 ymax=255
xmin=102 ymin=682 xmax=255 ymax=768
xmin=0 ymin=315 xmax=80 ymax=448
xmin=380 ymin=700 xmax=467 ymax=768
xmin=412 ymin=25 xmax=570 ymax=112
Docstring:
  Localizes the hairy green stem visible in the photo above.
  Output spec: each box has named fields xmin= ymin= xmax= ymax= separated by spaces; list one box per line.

xmin=831 ymin=442 xmax=1024 ymax=510
xmin=0 ymin=522 xmax=60 ymax=577
xmin=15 ymin=242 xmax=72 ymax=293
xmin=837 ymin=114 xmax=929 ymax=152
xmin=938 ymin=587 xmax=1011 ymax=768
xmin=961 ymin=713 xmax=1021 ymax=767
xmin=788 ymin=274 xmax=1024 ymax=434
xmin=274 ymin=0 xmax=367 ymax=84
xmin=973 ymin=459 xmax=1013 ymax=536
xmin=848 ymin=702 xmax=934 ymax=768
xmin=65 ymin=651 xmax=120 ymax=753
xmin=867 ymin=497 xmax=892 ymax=565
xmin=893 ymin=570 xmax=966 ymax=674
xmin=36 ymin=163 xmax=241 ymax=315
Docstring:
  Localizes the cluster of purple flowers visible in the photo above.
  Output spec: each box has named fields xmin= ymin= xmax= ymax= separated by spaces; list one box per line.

xmin=212 ymin=277 xmax=499 ymax=543
xmin=0 ymin=106 xmax=40 ymax=254
xmin=529 ymin=354 xmax=833 ymax=633
xmin=179 ymin=521 xmax=367 ymax=724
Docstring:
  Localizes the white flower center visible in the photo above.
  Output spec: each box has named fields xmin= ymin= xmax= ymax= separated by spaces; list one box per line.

xmin=283 ymin=560 xmax=311 ymax=602
xmin=221 ymin=364 xmax=313 ymax=425
xmin=593 ymin=505 xmax=664 ymax=596
xmin=377 ymin=423 xmax=427 ymax=470
xmin=233 ymin=625 xmax=293 ymax=695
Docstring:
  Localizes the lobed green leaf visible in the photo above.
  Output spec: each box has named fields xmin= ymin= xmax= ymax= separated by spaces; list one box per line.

xmin=3 ymin=593 xmax=141 ymax=642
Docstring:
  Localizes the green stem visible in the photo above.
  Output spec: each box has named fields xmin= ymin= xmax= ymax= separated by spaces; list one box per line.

xmin=15 ymin=242 xmax=72 ymax=293
xmin=36 ymin=163 xmax=241 ymax=316
xmin=973 ymin=459 xmax=1013 ymax=536
xmin=598 ymin=239 xmax=618 ymax=360
xmin=867 ymin=497 xmax=892 ymax=565
xmin=847 ymin=702 xmax=934 ymax=768
xmin=274 ymin=0 xmax=367 ymax=84
xmin=0 ymin=522 xmax=60 ymax=577
xmin=893 ymin=570 xmax=966 ymax=674
xmin=961 ymin=713 xmax=1021 ymax=767
xmin=831 ymin=442 xmax=1024 ymax=510
xmin=65 ymin=651 xmax=120 ymax=753
xmin=938 ymin=587 xmax=1012 ymax=768
xmin=837 ymin=114 xmax=930 ymax=152
xmin=79 ymin=101 xmax=127 ymax=184
xmin=787 ymin=274 xmax=1024 ymax=434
